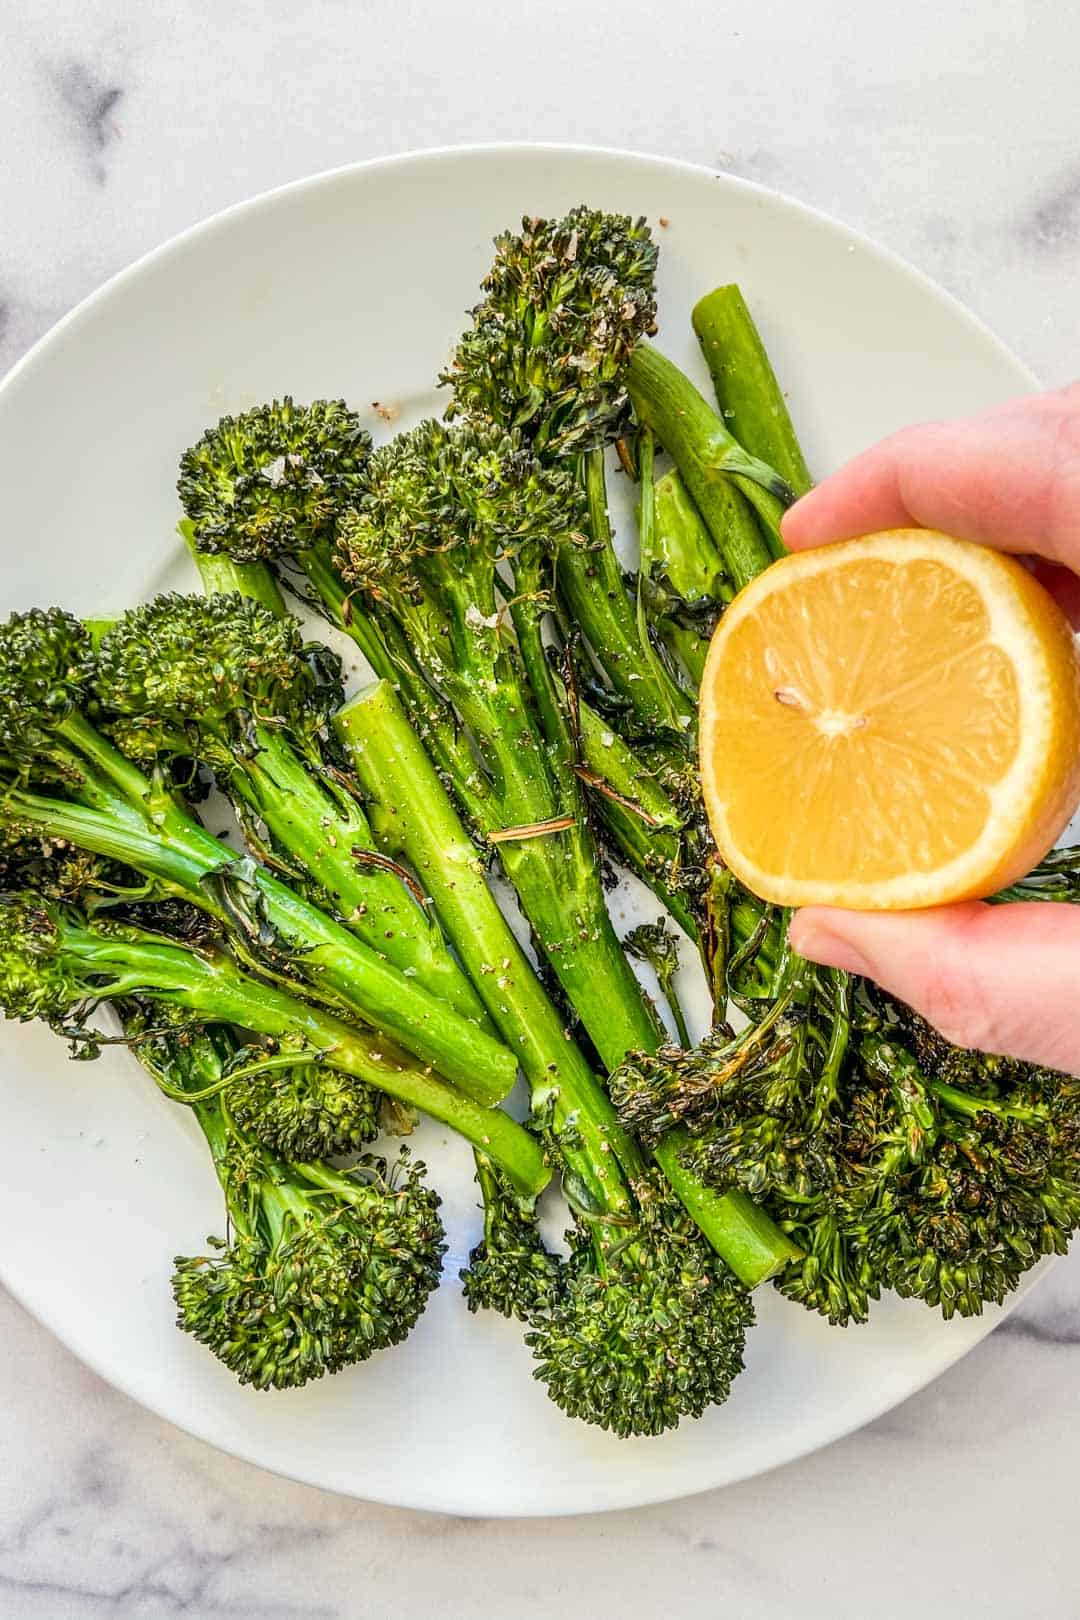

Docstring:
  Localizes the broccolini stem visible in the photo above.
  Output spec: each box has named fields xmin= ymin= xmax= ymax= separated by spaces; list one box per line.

xmin=134 ymin=1024 xmax=235 ymax=1173
xmin=810 ymin=969 xmax=852 ymax=1130
xmin=6 ymin=727 xmax=517 ymax=1101
xmin=691 ymin=286 xmax=814 ymax=498
xmin=647 ymin=468 xmax=732 ymax=687
xmin=553 ymin=448 xmax=693 ymax=733
xmin=632 ymin=431 xmax=698 ymax=724
xmin=575 ymin=700 xmax=684 ymax=830
xmin=655 ymin=1139 xmax=803 ymax=1286
xmin=336 ymin=681 xmax=799 ymax=1279
xmin=506 ymin=579 xmax=702 ymax=944
xmin=223 ymin=723 xmax=494 ymax=1034
xmin=473 ymin=1150 xmax=512 ymax=1246
xmin=990 ymin=846 xmax=1080 ymax=904
xmin=299 ymin=537 xmax=399 ymax=682
xmin=504 ymin=557 xmax=579 ymax=812
xmin=925 ymin=1079 xmax=1049 ymax=1126
xmin=55 ymin=710 xmax=171 ymax=811
xmin=335 ymin=679 xmax=641 ymax=1203
xmin=299 ymin=543 xmax=492 ymax=828
xmin=574 ymin=701 xmax=700 ymax=942
xmin=859 ymin=1035 xmax=938 ymax=1162
xmin=667 ymin=983 xmax=692 ymax=1051
xmin=68 ymin=921 xmax=548 ymax=1196
xmin=5 ymin=787 xmax=231 ymax=902
xmin=82 ymin=617 xmax=118 ymax=650
xmin=183 ymin=523 xmax=495 ymax=1037
xmin=180 ymin=520 xmax=287 ymax=616
xmin=483 ymin=833 xmax=795 ymax=1279
xmin=627 ymin=342 xmax=789 ymax=582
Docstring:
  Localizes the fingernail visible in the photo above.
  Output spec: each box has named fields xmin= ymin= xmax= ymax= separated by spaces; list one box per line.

xmin=788 ymin=917 xmax=872 ymax=977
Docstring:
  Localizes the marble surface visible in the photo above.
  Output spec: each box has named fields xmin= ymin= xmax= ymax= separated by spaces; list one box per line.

xmin=2 ymin=1 xmax=1079 ymax=1614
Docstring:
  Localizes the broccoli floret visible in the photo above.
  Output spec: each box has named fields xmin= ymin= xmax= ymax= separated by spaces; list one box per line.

xmin=525 ymin=1171 xmax=752 ymax=1437
xmin=0 ymin=829 xmax=120 ymax=904
xmin=443 ymin=207 xmax=691 ymax=740
xmin=337 ymin=416 xmax=583 ymax=642
xmin=618 ymin=994 xmax=1080 ymax=1327
xmin=612 ymin=996 xmax=811 ymax=1146
xmin=132 ymin=1019 xmax=445 ymax=1390
xmin=623 ymin=918 xmax=690 ymax=1048
xmin=94 ymin=590 xmax=335 ymax=766
xmin=0 ymin=605 xmax=93 ymax=771
xmin=176 ymin=401 xmax=472 ymax=790
xmin=178 ymin=398 xmax=371 ymax=565
xmin=443 ymin=206 xmax=658 ymax=456
xmin=227 ymin=1048 xmax=382 ymax=1161
xmin=460 ymin=1154 xmax=564 ymax=1323
xmin=855 ymin=1033 xmax=1080 ymax=1318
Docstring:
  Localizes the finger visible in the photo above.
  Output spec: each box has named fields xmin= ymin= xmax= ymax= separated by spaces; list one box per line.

xmin=781 ymin=385 xmax=1080 ymax=571
xmin=788 ymin=901 xmax=1080 ymax=1074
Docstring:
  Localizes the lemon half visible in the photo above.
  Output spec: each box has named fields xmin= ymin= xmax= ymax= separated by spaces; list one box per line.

xmin=698 ymin=529 xmax=1080 ymax=910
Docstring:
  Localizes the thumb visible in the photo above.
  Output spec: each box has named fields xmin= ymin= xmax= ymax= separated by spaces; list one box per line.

xmin=788 ymin=901 xmax=1080 ymax=1074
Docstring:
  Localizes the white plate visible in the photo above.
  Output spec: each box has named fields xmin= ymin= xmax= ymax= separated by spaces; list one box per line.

xmin=0 ymin=144 xmax=1042 ymax=1518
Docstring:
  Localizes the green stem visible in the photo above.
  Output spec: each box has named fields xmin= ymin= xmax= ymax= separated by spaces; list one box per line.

xmin=338 ymin=683 xmax=799 ymax=1277
xmin=692 ymin=285 xmax=813 ymax=498
xmin=10 ymin=728 xmax=517 ymax=1102
xmin=505 ymin=560 xmax=579 ymax=812
xmin=554 ymin=449 xmax=693 ymax=733
xmin=648 ymin=469 xmax=732 ymax=686
xmin=184 ymin=522 xmax=495 ymax=1038
xmin=666 ymin=982 xmax=692 ymax=1051
xmin=336 ymin=679 xmax=641 ymax=1205
xmin=927 ymin=1078 xmax=1048 ymax=1126
xmin=628 ymin=342 xmax=789 ymax=583
xmin=810 ymin=970 xmax=852 ymax=1129
xmin=507 ymin=579 xmax=704 ymax=953
xmin=270 ymin=538 xmax=489 ymax=827
xmin=6 ymin=787 xmax=228 ymax=902
xmin=67 ymin=922 xmax=548 ymax=1196
xmin=859 ymin=1035 xmax=939 ymax=1159
xmin=341 ymin=634 xmax=796 ymax=1280
xmin=654 ymin=1137 xmax=802 ymax=1286
xmin=575 ymin=700 xmax=699 ymax=941
xmin=131 ymin=1023 xmax=235 ymax=1174
xmin=180 ymin=520 xmax=287 ymax=615
xmin=576 ymin=702 xmax=684 ymax=833
xmin=438 ymin=645 xmax=562 ymax=837
xmin=230 ymin=724 xmax=493 ymax=1032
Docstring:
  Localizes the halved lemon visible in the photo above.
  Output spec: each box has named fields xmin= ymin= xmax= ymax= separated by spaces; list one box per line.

xmin=699 ymin=529 xmax=1080 ymax=910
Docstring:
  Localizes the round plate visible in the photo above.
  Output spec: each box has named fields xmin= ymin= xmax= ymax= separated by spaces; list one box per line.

xmin=0 ymin=144 xmax=1041 ymax=1517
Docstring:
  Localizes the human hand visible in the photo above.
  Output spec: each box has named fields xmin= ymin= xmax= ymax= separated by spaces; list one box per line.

xmin=783 ymin=383 xmax=1080 ymax=1073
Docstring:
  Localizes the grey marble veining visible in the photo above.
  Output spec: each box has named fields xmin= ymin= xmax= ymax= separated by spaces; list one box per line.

xmin=4 ymin=1258 xmax=1080 ymax=1620
xmin=51 ymin=62 xmax=124 ymax=185
xmin=2 ymin=2 xmax=1080 ymax=1615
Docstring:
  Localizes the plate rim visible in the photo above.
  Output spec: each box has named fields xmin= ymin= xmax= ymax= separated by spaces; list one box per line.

xmin=0 ymin=140 xmax=1045 ymax=1516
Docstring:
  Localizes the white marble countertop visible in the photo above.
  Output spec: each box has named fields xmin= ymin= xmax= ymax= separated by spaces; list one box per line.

xmin=2 ymin=2 xmax=1079 ymax=1614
